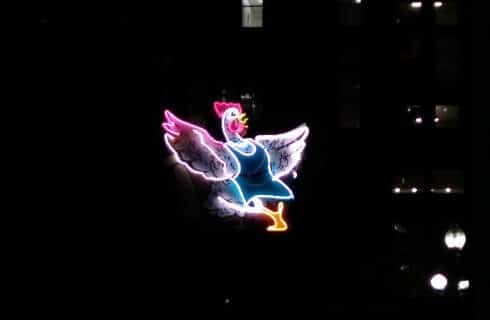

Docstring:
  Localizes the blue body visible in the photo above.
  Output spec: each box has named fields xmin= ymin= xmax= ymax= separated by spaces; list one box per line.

xmin=227 ymin=141 xmax=294 ymax=205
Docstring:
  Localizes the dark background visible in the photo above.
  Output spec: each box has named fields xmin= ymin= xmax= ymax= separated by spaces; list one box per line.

xmin=22 ymin=0 xmax=488 ymax=318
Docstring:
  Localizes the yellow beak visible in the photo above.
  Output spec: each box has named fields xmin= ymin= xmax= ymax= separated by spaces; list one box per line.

xmin=238 ymin=113 xmax=249 ymax=127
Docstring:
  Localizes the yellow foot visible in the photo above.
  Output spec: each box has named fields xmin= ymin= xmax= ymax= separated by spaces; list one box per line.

xmin=263 ymin=202 xmax=288 ymax=232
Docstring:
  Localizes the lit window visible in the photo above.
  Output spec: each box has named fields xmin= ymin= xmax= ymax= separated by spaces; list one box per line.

xmin=410 ymin=2 xmax=422 ymax=9
xmin=394 ymin=223 xmax=407 ymax=233
xmin=435 ymin=105 xmax=460 ymax=128
xmin=431 ymin=170 xmax=464 ymax=194
xmin=398 ymin=3 xmax=424 ymax=25
xmin=434 ymin=1 xmax=443 ymax=8
xmin=392 ymin=174 xmax=425 ymax=194
xmin=401 ymin=104 xmax=424 ymax=128
xmin=394 ymin=171 xmax=464 ymax=195
xmin=401 ymin=104 xmax=460 ymax=128
xmin=242 ymin=0 xmax=263 ymax=28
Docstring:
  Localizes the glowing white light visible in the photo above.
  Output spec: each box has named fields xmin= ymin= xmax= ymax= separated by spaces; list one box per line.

xmin=445 ymin=187 xmax=452 ymax=193
xmin=434 ymin=1 xmax=443 ymax=8
xmin=292 ymin=171 xmax=298 ymax=179
xmin=458 ymin=280 xmax=470 ymax=291
xmin=444 ymin=226 xmax=466 ymax=250
xmin=393 ymin=187 xmax=401 ymax=194
xmin=407 ymin=107 xmax=412 ymax=112
xmin=434 ymin=117 xmax=440 ymax=123
xmin=411 ymin=187 xmax=418 ymax=193
xmin=394 ymin=224 xmax=407 ymax=233
xmin=430 ymin=273 xmax=448 ymax=291
xmin=255 ymin=125 xmax=309 ymax=179
xmin=415 ymin=117 xmax=423 ymax=124
xmin=410 ymin=2 xmax=423 ymax=9
xmin=224 ymin=298 xmax=231 ymax=304
xmin=354 ymin=0 xmax=362 ymax=4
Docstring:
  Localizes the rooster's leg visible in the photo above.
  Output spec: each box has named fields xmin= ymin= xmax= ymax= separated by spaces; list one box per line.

xmin=262 ymin=202 xmax=288 ymax=232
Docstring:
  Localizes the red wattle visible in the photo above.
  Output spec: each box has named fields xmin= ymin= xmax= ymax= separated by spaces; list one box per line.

xmin=229 ymin=120 xmax=247 ymax=136
xmin=229 ymin=120 xmax=241 ymax=133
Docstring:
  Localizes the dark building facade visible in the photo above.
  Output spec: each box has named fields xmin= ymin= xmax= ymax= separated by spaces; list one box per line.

xmin=31 ymin=0 xmax=484 ymax=318
xmin=149 ymin=0 xmax=474 ymax=317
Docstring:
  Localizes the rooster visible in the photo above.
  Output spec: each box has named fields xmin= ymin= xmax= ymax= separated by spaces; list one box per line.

xmin=163 ymin=102 xmax=309 ymax=232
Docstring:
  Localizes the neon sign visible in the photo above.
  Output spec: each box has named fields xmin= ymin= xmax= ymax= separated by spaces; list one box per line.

xmin=163 ymin=102 xmax=309 ymax=232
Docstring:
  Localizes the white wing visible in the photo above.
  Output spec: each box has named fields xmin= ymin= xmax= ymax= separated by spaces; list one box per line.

xmin=163 ymin=110 xmax=239 ymax=181
xmin=255 ymin=124 xmax=309 ymax=179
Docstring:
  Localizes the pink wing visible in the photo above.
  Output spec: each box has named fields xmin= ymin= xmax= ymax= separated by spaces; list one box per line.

xmin=163 ymin=110 xmax=239 ymax=181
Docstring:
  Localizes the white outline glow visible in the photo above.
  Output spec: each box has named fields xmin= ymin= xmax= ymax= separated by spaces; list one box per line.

xmin=221 ymin=109 xmax=256 ymax=156
xmin=164 ymin=133 xmax=233 ymax=181
xmin=217 ymin=196 xmax=264 ymax=214
xmin=163 ymin=107 xmax=308 ymax=222
xmin=163 ymin=110 xmax=239 ymax=181
xmin=222 ymin=141 xmax=295 ymax=210
xmin=255 ymin=125 xmax=309 ymax=179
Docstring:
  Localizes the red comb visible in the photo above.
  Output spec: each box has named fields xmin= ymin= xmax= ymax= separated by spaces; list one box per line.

xmin=213 ymin=101 xmax=243 ymax=118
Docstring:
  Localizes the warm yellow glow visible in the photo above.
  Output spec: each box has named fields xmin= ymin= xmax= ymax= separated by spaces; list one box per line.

xmin=238 ymin=113 xmax=249 ymax=125
xmin=263 ymin=201 xmax=288 ymax=232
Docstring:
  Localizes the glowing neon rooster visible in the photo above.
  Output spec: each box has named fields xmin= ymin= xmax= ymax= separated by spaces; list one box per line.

xmin=163 ymin=102 xmax=309 ymax=232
